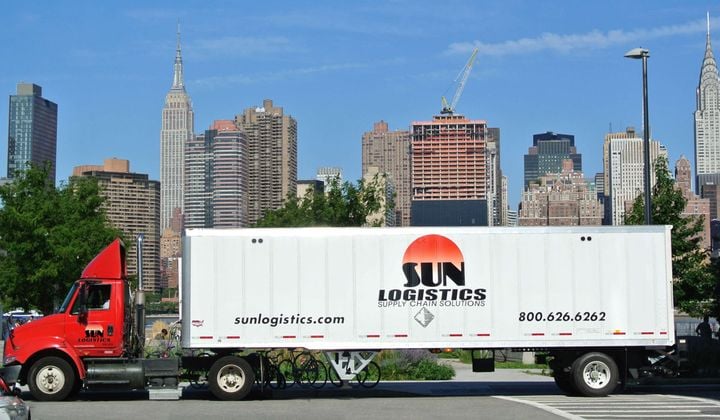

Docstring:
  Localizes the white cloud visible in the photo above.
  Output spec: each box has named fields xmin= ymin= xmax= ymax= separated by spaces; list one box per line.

xmin=447 ymin=17 xmax=712 ymax=56
xmin=191 ymin=58 xmax=405 ymax=89
xmin=188 ymin=36 xmax=297 ymax=58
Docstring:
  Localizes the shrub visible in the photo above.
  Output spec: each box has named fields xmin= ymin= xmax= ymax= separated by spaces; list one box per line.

xmin=377 ymin=350 xmax=455 ymax=380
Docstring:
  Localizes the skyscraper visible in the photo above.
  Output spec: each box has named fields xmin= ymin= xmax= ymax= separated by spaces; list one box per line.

xmin=234 ymin=99 xmax=297 ymax=225
xmin=675 ymin=156 xmax=711 ymax=249
xmin=7 ymin=83 xmax=57 ymax=182
xmin=410 ymin=114 xmax=495 ymax=226
xmin=519 ymin=159 xmax=603 ymax=226
xmin=73 ymin=159 xmax=161 ymax=292
xmin=523 ymin=132 xmax=581 ymax=187
xmin=184 ymin=121 xmax=248 ymax=228
xmin=160 ymin=27 xmax=194 ymax=230
xmin=603 ymin=128 xmax=666 ymax=225
xmin=695 ymin=13 xmax=720 ymax=194
xmin=361 ymin=120 xmax=412 ymax=226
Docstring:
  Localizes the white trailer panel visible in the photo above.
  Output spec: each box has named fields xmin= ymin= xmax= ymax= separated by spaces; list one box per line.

xmin=181 ymin=226 xmax=674 ymax=350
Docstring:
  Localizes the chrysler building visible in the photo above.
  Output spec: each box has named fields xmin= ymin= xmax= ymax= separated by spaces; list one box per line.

xmin=695 ymin=13 xmax=720 ymax=193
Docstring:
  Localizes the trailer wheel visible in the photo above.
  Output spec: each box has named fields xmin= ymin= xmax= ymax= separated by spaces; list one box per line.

xmin=208 ymin=356 xmax=255 ymax=400
xmin=28 ymin=356 xmax=75 ymax=401
xmin=571 ymin=352 xmax=618 ymax=397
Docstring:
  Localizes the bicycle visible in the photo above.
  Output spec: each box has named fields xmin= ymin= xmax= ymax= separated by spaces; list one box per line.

xmin=281 ymin=351 xmax=326 ymax=389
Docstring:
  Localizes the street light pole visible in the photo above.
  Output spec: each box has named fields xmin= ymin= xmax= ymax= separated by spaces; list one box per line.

xmin=625 ymin=47 xmax=652 ymax=225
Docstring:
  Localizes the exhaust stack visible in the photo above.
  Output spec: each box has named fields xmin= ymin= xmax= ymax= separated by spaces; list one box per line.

xmin=135 ymin=234 xmax=146 ymax=357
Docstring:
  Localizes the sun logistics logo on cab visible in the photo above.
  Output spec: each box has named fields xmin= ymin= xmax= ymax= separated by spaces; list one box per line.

xmin=377 ymin=234 xmax=487 ymax=307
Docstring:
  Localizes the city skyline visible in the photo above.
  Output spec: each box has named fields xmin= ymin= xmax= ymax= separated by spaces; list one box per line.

xmin=1 ymin=1 xmax=719 ymax=209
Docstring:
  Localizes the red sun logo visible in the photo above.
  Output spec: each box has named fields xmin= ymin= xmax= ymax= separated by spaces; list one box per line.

xmin=402 ymin=234 xmax=464 ymax=267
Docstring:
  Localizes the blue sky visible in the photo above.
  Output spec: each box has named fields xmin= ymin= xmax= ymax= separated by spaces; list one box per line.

xmin=1 ymin=1 xmax=718 ymax=209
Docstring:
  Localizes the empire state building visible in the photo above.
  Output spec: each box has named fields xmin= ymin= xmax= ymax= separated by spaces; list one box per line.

xmin=160 ymin=27 xmax=194 ymax=230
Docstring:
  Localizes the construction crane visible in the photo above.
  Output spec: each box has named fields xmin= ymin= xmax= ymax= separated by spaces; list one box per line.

xmin=441 ymin=47 xmax=479 ymax=115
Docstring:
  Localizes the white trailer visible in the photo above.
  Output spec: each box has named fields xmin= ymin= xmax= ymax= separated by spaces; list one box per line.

xmin=182 ymin=225 xmax=674 ymax=398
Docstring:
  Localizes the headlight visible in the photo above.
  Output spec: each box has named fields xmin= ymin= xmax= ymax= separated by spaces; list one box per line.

xmin=2 ymin=356 xmax=15 ymax=365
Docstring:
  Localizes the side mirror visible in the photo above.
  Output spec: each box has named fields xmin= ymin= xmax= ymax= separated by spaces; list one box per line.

xmin=78 ymin=283 xmax=89 ymax=318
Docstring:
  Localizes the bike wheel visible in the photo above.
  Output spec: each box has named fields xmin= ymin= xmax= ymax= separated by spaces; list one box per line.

xmin=328 ymin=365 xmax=343 ymax=387
xmin=356 ymin=361 xmax=381 ymax=388
xmin=293 ymin=353 xmax=320 ymax=387
xmin=277 ymin=359 xmax=296 ymax=388
xmin=310 ymin=362 xmax=328 ymax=389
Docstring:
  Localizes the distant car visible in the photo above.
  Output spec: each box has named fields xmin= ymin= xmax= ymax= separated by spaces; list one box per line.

xmin=0 ymin=366 xmax=30 ymax=420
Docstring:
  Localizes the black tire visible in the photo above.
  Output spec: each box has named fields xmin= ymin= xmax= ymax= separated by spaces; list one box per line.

xmin=553 ymin=371 xmax=577 ymax=395
xmin=293 ymin=353 xmax=320 ymax=387
xmin=208 ymin=356 xmax=255 ymax=401
xmin=328 ymin=365 xmax=343 ymax=387
xmin=277 ymin=359 xmax=296 ymax=388
xmin=310 ymin=362 xmax=328 ymax=389
xmin=28 ymin=356 xmax=75 ymax=401
xmin=356 ymin=361 xmax=381 ymax=388
xmin=571 ymin=352 xmax=619 ymax=397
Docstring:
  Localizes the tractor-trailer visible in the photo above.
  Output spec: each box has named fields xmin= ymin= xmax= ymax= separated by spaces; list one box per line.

xmin=2 ymin=225 xmax=674 ymax=401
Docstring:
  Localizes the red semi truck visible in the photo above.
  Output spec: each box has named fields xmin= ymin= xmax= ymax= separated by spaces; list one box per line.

xmin=1 ymin=226 xmax=675 ymax=401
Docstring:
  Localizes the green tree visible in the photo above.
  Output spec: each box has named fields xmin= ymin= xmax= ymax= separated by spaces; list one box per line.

xmin=255 ymin=174 xmax=392 ymax=227
xmin=0 ymin=165 xmax=122 ymax=314
xmin=626 ymin=156 xmax=715 ymax=316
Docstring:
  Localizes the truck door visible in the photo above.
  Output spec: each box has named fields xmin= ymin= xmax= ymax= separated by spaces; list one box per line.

xmin=66 ymin=282 xmax=123 ymax=357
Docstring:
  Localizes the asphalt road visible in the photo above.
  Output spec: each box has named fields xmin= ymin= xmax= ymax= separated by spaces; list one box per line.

xmin=20 ymin=365 xmax=720 ymax=420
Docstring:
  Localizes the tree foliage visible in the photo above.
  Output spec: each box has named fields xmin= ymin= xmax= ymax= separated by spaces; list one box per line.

xmin=626 ymin=157 xmax=716 ymax=317
xmin=0 ymin=165 xmax=122 ymax=314
xmin=255 ymin=174 xmax=392 ymax=227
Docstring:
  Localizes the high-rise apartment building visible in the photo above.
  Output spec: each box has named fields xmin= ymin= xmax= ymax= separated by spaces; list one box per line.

xmin=7 ymin=83 xmax=57 ymax=182
xmin=363 ymin=166 xmax=396 ymax=227
xmin=519 ymin=159 xmax=603 ymax=226
xmin=316 ymin=166 xmax=343 ymax=189
xmin=603 ymin=128 xmax=666 ymax=225
xmin=695 ymin=15 xmax=720 ymax=194
xmin=410 ymin=114 xmax=496 ymax=226
xmin=675 ymin=156 xmax=711 ymax=249
xmin=234 ymin=99 xmax=297 ymax=225
xmin=486 ymin=127 xmax=503 ymax=226
xmin=73 ymin=159 xmax=161 ymax=291
xmin=160 ymin=28 xmax=194 ymax=230
xmin=361 ymin=120 xmax=411 ymax=226
xmin=524 ymin=132 xmax=581 ymax=187
xmin=185 ymin=121 xmax=248 ymax=228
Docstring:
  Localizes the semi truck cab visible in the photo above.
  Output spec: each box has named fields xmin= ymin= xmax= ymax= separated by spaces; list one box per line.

xmin=3 ymin=240 xmax=174 ymax=401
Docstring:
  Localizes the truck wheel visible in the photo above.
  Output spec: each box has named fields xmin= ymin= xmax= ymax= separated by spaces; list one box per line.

xmin=571 ymin=352 xmax=618 ymax=397
xmin=208 ymin=356 xmax=255 ymax=400
xmin=28 ymin=356 xmax=75 ymax=401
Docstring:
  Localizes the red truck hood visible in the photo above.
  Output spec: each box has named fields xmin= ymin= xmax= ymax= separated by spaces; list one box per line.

xmin=5 ymin=314 xmax=66 ymax=354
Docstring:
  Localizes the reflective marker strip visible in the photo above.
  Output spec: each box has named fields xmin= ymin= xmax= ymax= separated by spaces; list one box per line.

xmin=199 ymin=336 xmax=213 ymax=340
xmin=640 ymin=332 xmax=654 ymax=335
xmin=226 ymin=336 xmax=240 ymax=339
xmin=394 ymin=334 xmax=408 ymax=338
xmin=282 ymin=335 xmax=296 ymax=339
xmin=558 ymin=332 xmax=572 ymax=336
xmin=367 ymin=334 xmax=380 ymax=338
xmin=659 ymin=331 xmax=668 ymax=335
xmin=310 ymin=335 xmax=324 ymax=339
xmin=476 ymin=333 xmax=490 ymax=337
xmin=613 ymin=331 xmax=626 ymax=335
xmin=531 ymin=333 xmax=544 ymax=336
xmin=449 ymin=334 xmax=463 ymax=337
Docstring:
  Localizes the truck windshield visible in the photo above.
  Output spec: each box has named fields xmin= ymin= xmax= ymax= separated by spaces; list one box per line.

xmin=57 ymin=282 xmax=80 ymax=313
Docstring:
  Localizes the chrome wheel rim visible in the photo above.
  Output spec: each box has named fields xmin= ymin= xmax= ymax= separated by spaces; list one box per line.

xmin=582 ymin=361 xmax=611 ymax=390
xmin=36 ymin=365 xmax=66 ymax=395
xmin=217 ymin=364 xmax=245 ymax=393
